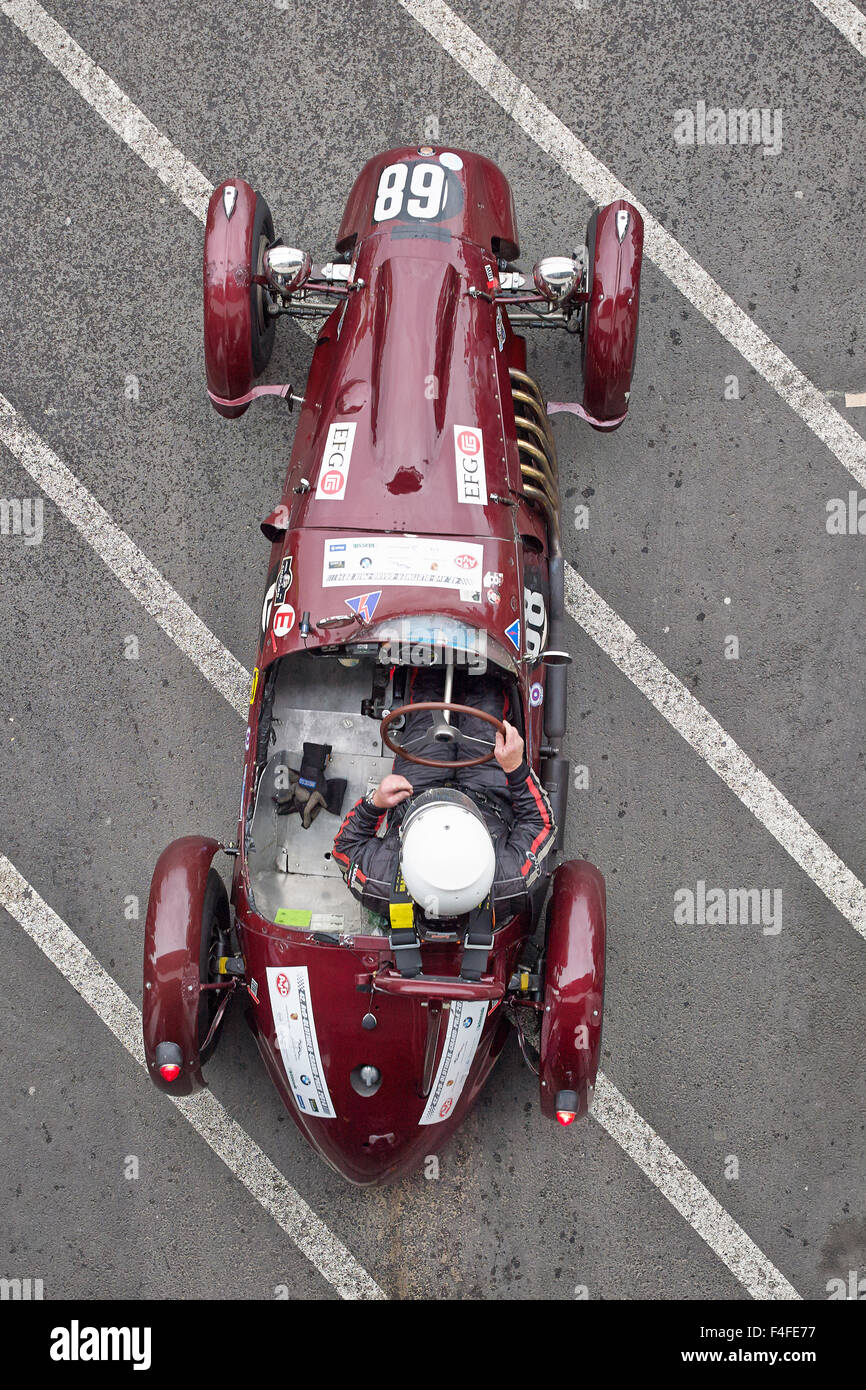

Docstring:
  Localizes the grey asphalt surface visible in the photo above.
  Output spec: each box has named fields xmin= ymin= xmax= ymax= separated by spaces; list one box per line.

xmin=1 ymin=0 xmax=864 ymax=1301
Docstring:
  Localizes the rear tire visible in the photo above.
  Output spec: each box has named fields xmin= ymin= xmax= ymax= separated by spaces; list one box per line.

xmin=198 ymin=869 xmax=232 ymax=1063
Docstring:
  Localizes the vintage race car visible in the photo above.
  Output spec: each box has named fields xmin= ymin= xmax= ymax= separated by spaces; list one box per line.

xmin=143 ymin=145 xmax=642 ymax=1184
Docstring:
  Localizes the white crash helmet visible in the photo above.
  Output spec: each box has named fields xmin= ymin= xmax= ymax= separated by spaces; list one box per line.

xmin=399 ymin=788 xmax=496 ymax=919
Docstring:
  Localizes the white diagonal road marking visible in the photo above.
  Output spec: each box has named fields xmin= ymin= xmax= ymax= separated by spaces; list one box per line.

xmin=0 ymin=850 xmax=800 ymax=1299
xmin=592 ymin=1076 xmax=800 ymax=1299
xmin=396 ymin=0 xmax=866 ymax=489
xmin=3 ymin=0 xmax=865 ymax=486
xmin=2 ymin=387 xmax=863 ymax=937
xmin=0 ymin=854 xmax=386 ymax=1299
xmin=565 ymin=564 xmax=866 ymax=937
xmin=809 ymin=0 xmax=866 ymax=57
xmin=0 ymin=2 xmax=863 ymax=936
xmin=0 ymin=392 xmax=250 ymax=716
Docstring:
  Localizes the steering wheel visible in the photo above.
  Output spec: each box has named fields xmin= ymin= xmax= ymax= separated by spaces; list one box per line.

xmin=380 ymin=701 xmax=506 ymax=769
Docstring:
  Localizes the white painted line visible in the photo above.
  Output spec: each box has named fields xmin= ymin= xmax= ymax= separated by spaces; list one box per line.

xmin=565 ymin=562 xmax=866 ymax=937
xmin=2 ymin=0 xmax=863 ymax=486
xmin=0 ymin=846 xmax=799 ymax=1302
xmin=397 ymin=0 xmax=866 ymax=490
xmin=0 ymin=392 xmax=250 ymax=716
xmin=0 ymin=853 xmax=386 ymax=1301
xmin=809 ymin=0 xmax=866 ymax=58
xmin=592 ymin=1075 xmax=801 ymax=1299
xmin=0 ymin=0 xmax=212 ymax=219
xmin=845 ymin=391 xmax=866 ymax=407
xmin=3 ymin=381 xmax=863 ymax=934
xmin=0 ymin=0 xmax=321 ymax=355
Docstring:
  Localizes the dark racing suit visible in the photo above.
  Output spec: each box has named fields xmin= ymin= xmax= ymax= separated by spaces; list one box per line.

xmin=333 ymin=668 xmax=556 ymax=918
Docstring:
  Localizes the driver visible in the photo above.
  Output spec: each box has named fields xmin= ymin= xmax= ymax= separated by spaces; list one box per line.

xmin=332 ymin=667 xmax=556 ymax=921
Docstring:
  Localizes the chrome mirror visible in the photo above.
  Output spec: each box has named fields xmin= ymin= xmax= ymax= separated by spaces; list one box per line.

xmin=264 ymin=245 xmax=311 ymax=296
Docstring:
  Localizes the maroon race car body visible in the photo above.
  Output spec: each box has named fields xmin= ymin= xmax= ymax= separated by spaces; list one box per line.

xmin=145 ymin=145 xmax=641 ymax=1184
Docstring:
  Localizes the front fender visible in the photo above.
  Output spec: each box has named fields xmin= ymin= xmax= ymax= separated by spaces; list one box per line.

xmin=143 ymin=836 xmax=222 ymax=1094
xmin=539 ymin=859 xmax=606 ymax=1121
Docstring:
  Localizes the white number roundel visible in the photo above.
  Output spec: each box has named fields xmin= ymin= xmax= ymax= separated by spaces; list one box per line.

xmin=373 ymin=161 xmax=449 ymax=223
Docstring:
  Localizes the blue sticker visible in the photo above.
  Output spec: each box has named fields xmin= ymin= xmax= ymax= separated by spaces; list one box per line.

xmin=505 ymin=619 xmax=520 ymax=650
xmin=345 ymin=590 xmax=381 ymax=623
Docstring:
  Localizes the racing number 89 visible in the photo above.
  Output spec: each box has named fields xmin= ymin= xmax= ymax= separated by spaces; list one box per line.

xmin=373 ymin=162 xmax=448 ymax=222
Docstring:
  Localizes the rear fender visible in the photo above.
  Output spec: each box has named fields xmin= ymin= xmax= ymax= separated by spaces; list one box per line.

xmin=581 ymin=200 xmax=643 ymax=429
xmin=203 ymin=178 xmax=258 ymax=417
xmin=143 ymin=836 xmax=222 ymax=1094
xmin=539 ymin=859 xmax=606 ymax=1121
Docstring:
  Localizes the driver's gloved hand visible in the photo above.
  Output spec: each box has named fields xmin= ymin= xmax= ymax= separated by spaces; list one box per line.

xmin=274 ymin=743 xmax=347 ymax=829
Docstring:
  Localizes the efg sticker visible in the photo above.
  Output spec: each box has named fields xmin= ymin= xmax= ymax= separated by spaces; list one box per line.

xmin=419 ymin=999 xmax=487 ymax=1125
xmin=249 ymin=666 xmax=259 ymax=704
xmin=496 ymin=306 xmax=506 ymax=351
xmin=315 ymin=421 xmax=356 ymax=500
xmin=505 ymin=619 xmax=520 ymax=651
xmin=345 ymin=590 xmax=381 ymax=623
xmin=272 ymin=603 xmax=296 ymax=638
xmin=266 ymin=966 xmax=336 ymax=1119
xmin=530 ymin=681 xmax=544 ymax=707
xmin=483 ymin=570 xmax=503 ymax=587
xmin=454 ymin=425 xmax=488 ymax=505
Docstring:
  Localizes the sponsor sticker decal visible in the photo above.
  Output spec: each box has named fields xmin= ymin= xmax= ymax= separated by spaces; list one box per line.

xmin=496 ymin=307 xmax=506 ymax=351
xmin=345 ymin=591 xmax=382 ymax=623
xmin=275 ymin=555 xmax=293 ymax=604
xmin=419 ymin=1000 xmax=487 ymax=1125
xmin=272 ymin=603 xmax=296 ymax=638
xmin=454 ymin=425 xmax=488 ymax=505
xmin=487 ymin=588 xmax=500 ymax=606
xmin=530 ymin=680 xmax=544 ymax=707
xmin=505 ymin=619 xmax=520 ymax=651
xmin=249 ymin=666 xmax=259 ymax=704
xmin=266 ymin=966 xmax=336 ymax=1119
xmin=315 ymin=421 xmax=357 ymax=501
xmin=322 ymin=536 xmax=482 ymax=590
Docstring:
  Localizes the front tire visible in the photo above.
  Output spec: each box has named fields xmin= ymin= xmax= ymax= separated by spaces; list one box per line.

xmin=250 ymin=194 xmax=276 ymax=377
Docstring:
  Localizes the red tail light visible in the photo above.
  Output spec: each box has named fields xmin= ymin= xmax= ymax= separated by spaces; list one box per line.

xmin=154 ymin=1041 xmax=183 ymax=1083
xmin=554 ymin=1089 xmax=580 ymax=1126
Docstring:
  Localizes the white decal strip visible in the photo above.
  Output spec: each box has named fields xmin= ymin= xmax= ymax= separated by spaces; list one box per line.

xmin=322 ymin=535 xmax=483 ymax=588
xmin=397 ymin=0 xmax=866 ymax=490
xmin=454 ymin=424 xmax=488 ymax=505
xmin=266 ymin=966 xmax=336 ymax=1118
xmin=315 ymin=422 xmax=357 ymax=501
xmin=0 ymin=855 xmax=385 ymax=1300
xmin=419 ymin=1000 xmax=486 ymax=1124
